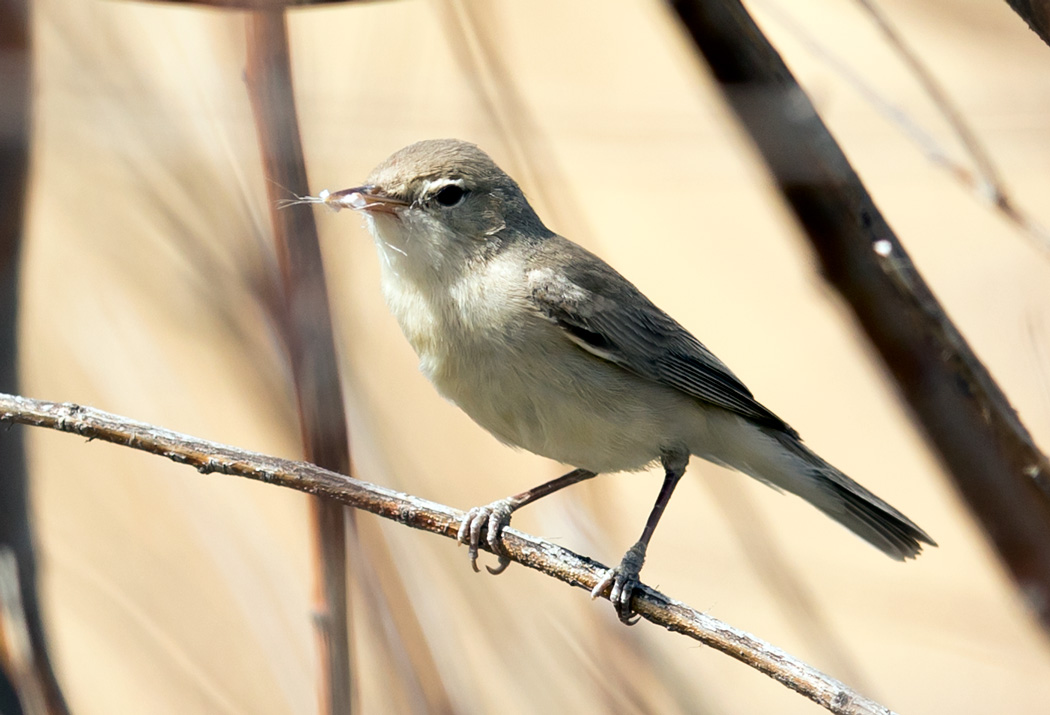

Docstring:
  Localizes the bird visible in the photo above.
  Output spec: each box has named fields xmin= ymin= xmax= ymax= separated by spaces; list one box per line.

xmin=318 ymin=138 xmax=935 ymax=624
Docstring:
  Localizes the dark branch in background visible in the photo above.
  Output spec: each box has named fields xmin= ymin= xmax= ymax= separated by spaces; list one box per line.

xmin=244 ymin=13 xmax=353 ymax=713
xmin=668 ymin=0 xmax=1050 ymax=633
xmin=1004 ymin=0 xmax=1050 ymax=48
xmin=0 ymin=0 xmax=69 ymax=712
xmin=0 ymin=394 xmax=896 ymax=715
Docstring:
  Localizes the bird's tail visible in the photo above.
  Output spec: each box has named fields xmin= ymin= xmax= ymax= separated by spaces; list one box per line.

xmin=705 ymin=420 xmax=936 ymax=559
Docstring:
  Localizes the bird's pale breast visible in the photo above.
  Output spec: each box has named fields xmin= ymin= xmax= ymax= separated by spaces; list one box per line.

xmin=380 ymin=251 xmax=700 ymax=473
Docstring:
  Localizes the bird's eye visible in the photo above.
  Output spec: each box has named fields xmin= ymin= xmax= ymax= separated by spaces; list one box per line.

xmin=434 ymin=184 xmax=467 ymax=207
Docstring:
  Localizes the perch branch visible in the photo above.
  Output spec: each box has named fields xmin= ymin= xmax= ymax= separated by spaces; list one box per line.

xmin=0 ymin=392 xmax=893 ymax=715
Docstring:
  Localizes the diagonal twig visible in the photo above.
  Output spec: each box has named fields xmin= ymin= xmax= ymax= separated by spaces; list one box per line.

xmin=851 ymin=0 xmax=1050 ymax=254
xmin=753 ymin=0 xmax=1050 ymax=255
xmin=851 ymin=0 xmax=1005 ymax=198
xmin=0 ymin=392 xmax=895 ymax=715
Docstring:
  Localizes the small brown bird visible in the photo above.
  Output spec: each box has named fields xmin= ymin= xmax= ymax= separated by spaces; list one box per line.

xmin=321 ymin=139 xmax=934 ymax=623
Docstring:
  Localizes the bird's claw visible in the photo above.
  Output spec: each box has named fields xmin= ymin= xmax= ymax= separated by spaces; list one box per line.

xmin=590 ymin=541 xmax=647 ymax=625
xmin=457 ymin=499 xmax=516 ymax=574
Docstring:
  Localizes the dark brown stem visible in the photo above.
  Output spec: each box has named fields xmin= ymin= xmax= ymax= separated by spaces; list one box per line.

xmin=244 ymin=13 xmax=353 ymax=713
xmin=668 ymin=0 xmax=1050 ymax=633
xmin=0 ymin=393 xmax=894 ymax=715
xmin=0 ymin=550 xmax=48 ymax=715
xmin=0 ymin=1 xmax=69 ymax=711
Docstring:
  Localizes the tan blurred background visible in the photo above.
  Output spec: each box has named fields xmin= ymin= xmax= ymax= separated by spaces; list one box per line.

xmin=17 ymin=0 xmax=1050 ymax=712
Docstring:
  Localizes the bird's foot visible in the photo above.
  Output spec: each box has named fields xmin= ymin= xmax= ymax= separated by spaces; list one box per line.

xmin=456 ymin=498 xmax=517 ymax=575
xmin=591 ymin=540 xmax=648 ymax=625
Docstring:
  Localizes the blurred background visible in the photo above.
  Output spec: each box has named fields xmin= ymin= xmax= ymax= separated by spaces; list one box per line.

xmin=10 ymin=0 xmax=1050 ymax=711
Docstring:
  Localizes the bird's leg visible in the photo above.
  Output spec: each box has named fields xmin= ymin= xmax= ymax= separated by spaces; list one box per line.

xmin=458 ymin=468 xmax=598 ymax=575
xmin=591 ymin=450 xmax=688 ymax=624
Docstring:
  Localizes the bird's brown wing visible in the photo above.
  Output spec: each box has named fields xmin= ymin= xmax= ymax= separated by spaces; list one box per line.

xmin=527 ymin=237 xmax=798 ymax=437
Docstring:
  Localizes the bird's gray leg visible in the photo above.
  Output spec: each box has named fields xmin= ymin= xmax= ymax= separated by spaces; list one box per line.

xmin=591 ymin=450 xmax=688 ymax=624
xmin=458 ymin=468 xmax=597 ymax=575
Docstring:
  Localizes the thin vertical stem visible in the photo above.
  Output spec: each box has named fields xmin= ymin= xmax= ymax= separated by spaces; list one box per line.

xmin=244 ymin=11 xmax=354 ymax=713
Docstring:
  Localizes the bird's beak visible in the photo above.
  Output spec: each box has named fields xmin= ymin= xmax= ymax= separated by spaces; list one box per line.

xmin=323 ymin=185 xmax=408 ymax=215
